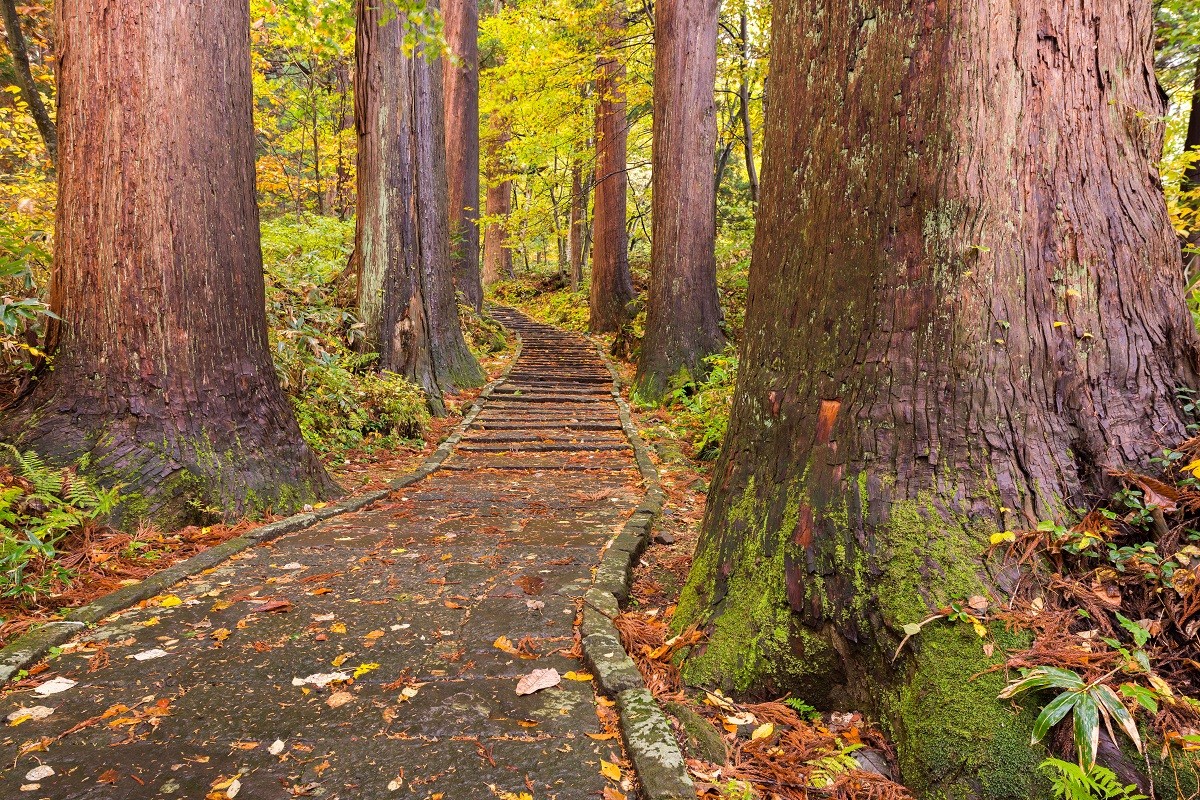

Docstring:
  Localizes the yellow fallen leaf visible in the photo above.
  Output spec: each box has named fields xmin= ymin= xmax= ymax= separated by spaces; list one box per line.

xmin=331 ymin=654 xmax=350 ymax=667
xmin=353 ymin=663 xmax=380 ymax=679
xmin=973 ymin=621 xmax=988 ymax=638
xmin=586 ymin=732 xmax=617 ymax=741
xmin=212 ymin=628 xmax=231 ymax=642
xmin=563 ymin=671 xmax=593 ymax=681
xmin=158 ymin=595 xmax=182 ymax=608
xmin=990 ymin=531 xmax=1016 ymax=545
xmin=142 ymin=616 xmax=161 ymax=627
xmin=493 ymin=636 xmax=521 ymax=656
xmin=600 ymin=760 xmax=621 ymax=781
xmin=330 ymin=622 xmax=347 ymax=634
xmin=751 ymin=722 xmax=774 ymax=741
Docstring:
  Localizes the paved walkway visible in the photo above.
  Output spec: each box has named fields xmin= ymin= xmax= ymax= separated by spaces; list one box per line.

xmin=0 ymin=309 xmax=643 ymax=799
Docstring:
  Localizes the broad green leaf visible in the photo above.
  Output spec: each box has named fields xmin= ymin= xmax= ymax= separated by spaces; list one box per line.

xmin=1093 ymin=685 xmax=1142 ymax=754
xmin=1031 ymin=691 xmax=1079 ymax=745
xmin=1073 ymin=693 xmax=1101 ymax=768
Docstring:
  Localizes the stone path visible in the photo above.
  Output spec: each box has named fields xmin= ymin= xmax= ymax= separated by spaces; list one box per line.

xmin=0 ymin=309 xmax=645 ymax=799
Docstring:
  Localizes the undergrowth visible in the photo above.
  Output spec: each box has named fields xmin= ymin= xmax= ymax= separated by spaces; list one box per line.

xmin=0 ymin=444 xmax=118 ymax=601
xmin=261 ymin=215 xmax=430 ymax=457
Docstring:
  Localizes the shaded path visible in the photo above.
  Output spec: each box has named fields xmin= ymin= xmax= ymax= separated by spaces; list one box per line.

xmin=1 ymin=309 xmax=643 ymax=799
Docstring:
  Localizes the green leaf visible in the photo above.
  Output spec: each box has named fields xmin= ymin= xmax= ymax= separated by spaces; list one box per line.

xmin=1115 ymin=613 xmax=1152 ymax=647
xmin=1092 ymin=685 xmax=1142 ymax=754
xmin=1032 ymin=690 xmax=1079 ymax=744
xmin=901 ymin=623 xmax=922 ymax=636
xmin=1119 ymin=683 xmax=1158 ymax=715
xmin=1073 ymin=693 xmax=1100 ymax=768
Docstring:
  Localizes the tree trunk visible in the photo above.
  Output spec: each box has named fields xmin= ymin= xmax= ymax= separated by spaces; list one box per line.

xmin=1 ymin=0 xmax=337 ymax=527
xmin=482 ymin=117 xmax=514 ymax=285
xmin=355 ymin=0 xmax=484 ymax=410
xmin=443 ymin=0 xmax=484 ymax=311
xmin=411 ymin=0 xmax=486 ymax=391
xmin=634 ymin=0 xmax=724 ymax=401
xmin=588 ymin=1 xmax=635 ymax=333
xmin=675 ymin=2 xmax=1200 ymax=797
xmin=0 ymin=0 xmax=56 ymax=165
xmin=569 ymin=161 xmax=586 ymax=291
xmin=737 ymin=9 xmax=758 ymax=203
xmin=1184 ymin=63 xmax=1200 ymax=192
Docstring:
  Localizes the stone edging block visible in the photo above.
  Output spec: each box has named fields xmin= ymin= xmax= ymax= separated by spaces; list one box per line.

xmin=583 ymin=340 xmax=695 ymax=799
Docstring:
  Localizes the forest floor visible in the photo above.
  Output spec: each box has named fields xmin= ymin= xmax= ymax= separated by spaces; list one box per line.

xmin=0 ymin=310 xmax=642 ymax=799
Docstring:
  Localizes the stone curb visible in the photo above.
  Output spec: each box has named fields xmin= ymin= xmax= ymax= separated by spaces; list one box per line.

xmin=582 ymin=341 xmax=695 ymax=800
xmin=0 ymin=328 xmax=524 ymax=685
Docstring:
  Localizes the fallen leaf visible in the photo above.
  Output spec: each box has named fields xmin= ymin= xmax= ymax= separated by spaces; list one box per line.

xmin=515 ymin=668 xmax=561 ymax=695
xmin=25 ymin=765 xmax=54 ymax=781
xmin=292 ymin=672 xmax=350 ymax=688
xmin=599 ymin=760 xmax=621 ymax=781
xmin=563 ymin=671 xmax=593 ymax=681
xmin=158 ymin=595 xmax=183 ymax=608
xmin=494 ymin=636 xmax=521 ymax=656
xmin=248 ymin=599 xmax=292 ymax=614
xmin=268 ymin=739 xmax=286 ymax=755
xmin=330 ymin=623 xmax=347 ymax=634
xmin=353 ymin=663 xmax=380 ymax=679
xmin=515 ymin=575 xmax=545 ymax=596
xmin=751 ymin=722 xmax=775 ymax=741
xmin=331 ymin=654 xmax=350 ymax=667
xmin=7 ymin=706 xmax=54 ymax=724
xmin=33 ymin=677 xmax=77 ymax=697
xmin=326 ymin=691 xmax=354 ymax=709
xmin=586 ymin=732 xmax=617 ymax=741
xmin=98 ymin=769 xmax=118 ymax=784
xmin=212 ymin=628 xmax=231 ymax=642
xmin=603 ymin=786 xmax=626 ymax=800
xmin=130 ymin=649 xmax=169 ymax=661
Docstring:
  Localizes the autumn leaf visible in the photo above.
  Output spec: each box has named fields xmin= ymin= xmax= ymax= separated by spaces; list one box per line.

xmin=330 ymin=622 xmax=347 ymax=634
xmin=353 ymin=662 xmax=380 ymax=679
xmin=563 ymin=670 xmax=593 ymax=681
xmin=599 ymin=760 xmax=621 ymax=781
xmin=515 ymin=668 xmax=560 ymax=695
xmin=751 ymin=722 xmax=774 ymax=741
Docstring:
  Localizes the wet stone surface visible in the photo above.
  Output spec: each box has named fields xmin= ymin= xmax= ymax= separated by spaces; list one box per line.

xmin=0 ymin=310 xmax=641 ymax=799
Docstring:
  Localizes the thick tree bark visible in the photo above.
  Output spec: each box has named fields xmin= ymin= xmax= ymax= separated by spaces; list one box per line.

xmin=676 ymin=2 xmax=1200 ymax=797
xmin=443 ymin=0 xmax=484 ymax=311
xmin=588 ymin=1 xmax=635 ymax=333
xmin=482 ymin=117 xmax=514 ymax=285
xmin=0 ymin=0 xmax=337 ymax=527
xmin=355 ymin=0 xmax=484 ymax=410
xmin=634 ymin=0 xmax=724 ymax=400
xmin=0 ymin=0 xmax=55 ymax=165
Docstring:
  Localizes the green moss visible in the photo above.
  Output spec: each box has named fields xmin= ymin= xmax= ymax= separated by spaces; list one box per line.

xmin=875 ymin=494 xmax=991 ymax=624
xmin=880 ymin=622 xmax=1043 ymax=799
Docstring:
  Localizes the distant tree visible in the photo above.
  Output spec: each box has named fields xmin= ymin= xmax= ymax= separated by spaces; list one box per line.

xmin=443 ymin=0 xmax=484 ymax=310
xmin=676 ymin=0 xmax=1199 ymax=796
xmin=1 ymin=0 xmax=338 ymax=526
xmin=0 ymin=0 xmax=55 ymax=164
xmin=634 ymin=0 xmax=724 ymax=401
xmin=588 ymin=0 xmax=635 ymax=333
xmin=482 ymin=113 xmax=514 ymax=285
xmin=355 ymin=0 xmax=484 ymax=411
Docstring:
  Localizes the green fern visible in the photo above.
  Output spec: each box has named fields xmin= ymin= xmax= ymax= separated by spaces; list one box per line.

xmin=1039 ymin=758 xmax=1147 ymax=800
